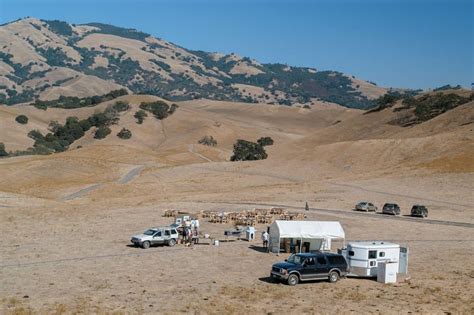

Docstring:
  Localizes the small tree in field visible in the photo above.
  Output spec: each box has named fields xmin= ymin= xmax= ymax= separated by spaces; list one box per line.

xmin=198 ymin=135 xmax=217 ymax=146
xmin=134 ymin=110 xmax=147 ymax=124
xmin=15 ymin=115 xmax=29 ymax=124
xmin=94 ymin=126 xmax=111 ymax=139
xmin=112 ymin=101 xmax=130 ymax=112
xmin=230 ymin=140 xmax=267 ymax=161
xmin=139 ymin=101 xmax=170 ymax=120
xmin=117 ymin=128 xmax=132 ymax=139
xmin=257 ymin=136 xmax=274 ymax=146
xmin=0 ymin=143 xmax=8 ymax=157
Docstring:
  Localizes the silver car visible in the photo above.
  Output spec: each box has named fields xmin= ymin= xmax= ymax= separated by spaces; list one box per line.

xmin=355 ymin=201 xmax=377 ymax=212
xmin=131 ymin=227 xmax=179 ymax=249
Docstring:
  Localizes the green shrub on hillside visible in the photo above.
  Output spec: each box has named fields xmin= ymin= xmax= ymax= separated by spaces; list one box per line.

xmin=139 ymin=101 xmax=170 ymax=120
xmin=88 ymin=106 xmax=120 ymax=127
xmin=365 ymin=93 xmax=402 ymax=113
xmin=198 ymin=135 xmax=217 ymax=146
xmin=94 ymin=126 xmax=112 ymax=139
xmin=0 ymin=143 xmax=8 ymax=157
xmin=24 ymin=106 xmax=121 ymax=155
xmin=112 ymin=101 xmax=130 ymax=112
xmin=15 ymin=115 xmax=28 ymax=124
xmin=413 ymin=93 xmax=472 ymax=122
xmin=27 ymin=130 xmax=44 ymax=141
xmin=117 ymin=128 xmax=132 ymax=139
xmin=257 ymin=136 xmax=274 ymax=146
xmin=43 ymin=19 xmax=73 ymax=36
xmin=168 ymin=103 xmax=179 ymax=115
xmin=433 ymin=84 xmax=462 ymax=92
xmin=36 ymin=47 xmax=72 ymax=67
xmin=230 ymin=139 xmax=267 ymax=161
xmin=134 ymin=110 xmax=148 ymax=124
xmin=32 ymin=89 xmax=128 ymax=109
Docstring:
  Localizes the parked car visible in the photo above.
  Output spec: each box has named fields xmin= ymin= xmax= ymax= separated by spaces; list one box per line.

xmin=411 ymin=205 xmax=428 ymax=218
xmin=382 ymin=203 xmax=401 ymax=215
xmin=131 ymin=226 xmax=179 ymax=249
xmin=355 ymin=201 xmax=377 ymax=212
xmin=270 ymin=252 xmax=348 ymax=286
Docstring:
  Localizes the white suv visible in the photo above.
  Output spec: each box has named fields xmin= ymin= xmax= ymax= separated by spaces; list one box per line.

xmin=355 ymin=201 xmax=377 ymax=212
xmin=131 ymin=226 xmax=179 ymax=249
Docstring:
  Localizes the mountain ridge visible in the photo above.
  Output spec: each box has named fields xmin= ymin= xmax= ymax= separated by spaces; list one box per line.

xmin=0 ymin=17 xmax=389 ymax=108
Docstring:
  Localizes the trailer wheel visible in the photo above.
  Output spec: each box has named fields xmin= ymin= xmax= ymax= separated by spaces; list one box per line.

xmin=287 ymin=274 xmax=299 ymax=286
xmin=142 ymin=241 xmax=150 ymax=249
xmin=168 ymin=239 xmax=176 ymax=247
xmin=329 ymin=271 xmax=339 ymax=283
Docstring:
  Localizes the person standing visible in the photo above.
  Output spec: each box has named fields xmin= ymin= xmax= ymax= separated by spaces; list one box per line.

xmin=187 ymin=227 xmax=192 ymax=245
xmin=193 ymin=226 xmax=199 ymax=244
xmin=181 ymin=226 xmax=187 ymax=244
xmin=262 ymin=231 xmax=269 ymax=249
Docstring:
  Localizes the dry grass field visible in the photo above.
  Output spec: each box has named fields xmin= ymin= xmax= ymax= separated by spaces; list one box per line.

xmin=0 ymin=95 xmax=473 ymax=314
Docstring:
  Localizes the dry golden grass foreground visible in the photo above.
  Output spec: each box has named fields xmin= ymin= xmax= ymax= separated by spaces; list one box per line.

xmin=0 ymin=95 xmax=473 ymax=314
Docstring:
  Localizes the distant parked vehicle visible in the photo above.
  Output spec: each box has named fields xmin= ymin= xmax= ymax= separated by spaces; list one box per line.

xmin=131 ymin=226 xmax=179 ymax=249
xmin=411 ymin=205 xmax=428 ymax=218
xmin=355 ymin=201 xmax=377 ymax=212
xmin=382 ymin=203 xmax=401 ymax=215
xmin=270 ymin=252 xmax=348 ymax=286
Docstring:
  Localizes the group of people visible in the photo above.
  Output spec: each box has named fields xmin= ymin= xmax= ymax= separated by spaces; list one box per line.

xmin=181 ymin=226 xmax=199 ymax=245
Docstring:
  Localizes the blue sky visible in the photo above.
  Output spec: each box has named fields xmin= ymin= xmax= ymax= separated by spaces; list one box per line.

xmin=0 ymin=0 xmax=472 ymax=89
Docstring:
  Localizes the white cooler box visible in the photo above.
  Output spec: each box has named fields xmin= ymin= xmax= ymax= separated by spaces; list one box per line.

xmin=377 ymin=261 xmax=398 ymax=284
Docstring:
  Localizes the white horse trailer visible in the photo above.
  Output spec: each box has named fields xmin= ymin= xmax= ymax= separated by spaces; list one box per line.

xmin=339 ymin=241 xmax=408 ymax=277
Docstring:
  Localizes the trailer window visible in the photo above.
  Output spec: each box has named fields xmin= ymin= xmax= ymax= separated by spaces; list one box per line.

xmin=348 ymin=251 xmax=354 ymax=256
xmin=379 ymin=251 xmax=385 ymax=257
xmin=368 ymin=250 xmax=377 ymax=259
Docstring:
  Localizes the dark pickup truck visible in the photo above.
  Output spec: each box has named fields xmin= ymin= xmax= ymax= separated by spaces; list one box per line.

xmin=270 ymin=252 xmax=348 ymax=286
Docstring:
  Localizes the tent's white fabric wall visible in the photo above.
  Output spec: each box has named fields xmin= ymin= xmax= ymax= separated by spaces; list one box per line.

xmin=269 ymin=220 xmax=345 ymax=253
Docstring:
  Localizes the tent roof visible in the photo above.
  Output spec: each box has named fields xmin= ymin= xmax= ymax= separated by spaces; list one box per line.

xmin=271 ymin=220 xmax=345 ymax=239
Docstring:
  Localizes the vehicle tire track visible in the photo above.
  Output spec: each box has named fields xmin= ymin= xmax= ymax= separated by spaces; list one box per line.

xmin=62 ymin=184 xmax=102 ymax=201
xmin=62 ymin=165 xmax=146 ymax=200
xmin=188 ymin=144 xmax=213 ymax=162
xmin=154 ymin=120 xmax=168 ymax=151
xmin=119 ymin=165 xmax=145 ymax=184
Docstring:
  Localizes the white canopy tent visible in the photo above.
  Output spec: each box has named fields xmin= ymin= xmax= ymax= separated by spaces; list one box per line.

xmin=269 ymin=220 xmax=345 ymax=253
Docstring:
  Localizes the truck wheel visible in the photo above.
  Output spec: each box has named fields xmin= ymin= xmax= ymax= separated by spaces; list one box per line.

xmin=168 ymin=239 xmax=176 ymax=247
xmin=142 ymin=241 xmax=150 ymax=249
xmin=287 ymin=274 xmax=299 ymax=286
xmin=329 ymin=271 xmax=339 ymax=283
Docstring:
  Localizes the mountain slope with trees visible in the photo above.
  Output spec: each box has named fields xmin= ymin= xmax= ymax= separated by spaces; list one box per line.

xmin=0 ymin=17 xmax=388 ymax=108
